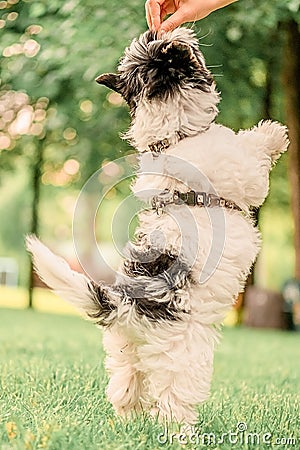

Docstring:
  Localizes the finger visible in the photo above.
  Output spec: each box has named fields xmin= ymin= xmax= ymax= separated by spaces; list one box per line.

xmin=145 ymin=1 xmax=153 ymax=29
xmin=160 ymin=9 xmax=187 ymax=33
xmin=160 ymin=0 xmax=176 ymax=21
xmin=160 ymin=5 xmax=169 ymax=22
xmin=146 ymin=0 xmax=163 ymax=31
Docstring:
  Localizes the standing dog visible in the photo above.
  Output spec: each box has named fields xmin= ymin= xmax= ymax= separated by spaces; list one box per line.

xmin=27 ymin=28 xmax=288 ymax=425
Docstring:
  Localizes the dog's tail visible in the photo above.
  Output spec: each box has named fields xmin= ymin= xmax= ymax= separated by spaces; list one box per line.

xmin=26 ymin=235 xmax=118 ymax=326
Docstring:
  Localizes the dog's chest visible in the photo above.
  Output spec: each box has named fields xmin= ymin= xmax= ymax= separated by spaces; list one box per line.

xmin=134 ymin=124 xmax=253 ymax=207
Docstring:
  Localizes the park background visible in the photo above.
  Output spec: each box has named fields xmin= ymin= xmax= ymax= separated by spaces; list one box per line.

xmin=0 ymin=1 xmax=299 ymax=449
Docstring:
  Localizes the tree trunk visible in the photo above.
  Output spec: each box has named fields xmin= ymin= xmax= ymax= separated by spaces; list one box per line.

xmin=246 ymin=39 xmax=274 ymax=286
xmin=28 ymin=138 xmax=44 ymax=308
xmin=282 ymin=20 xmax=300 ymax=279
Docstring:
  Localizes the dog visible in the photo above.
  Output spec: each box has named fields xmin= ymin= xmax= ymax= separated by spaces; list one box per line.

xmin=27 ymin=27 xmax=289 ymax=425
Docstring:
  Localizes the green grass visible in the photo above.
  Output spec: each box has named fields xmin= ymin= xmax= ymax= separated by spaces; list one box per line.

xmin=0 ymin=308 xmax=299 ymax=450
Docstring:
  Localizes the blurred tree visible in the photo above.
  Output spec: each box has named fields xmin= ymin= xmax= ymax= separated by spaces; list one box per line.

xmin=283 ymin=19 xmax=300 ymax=279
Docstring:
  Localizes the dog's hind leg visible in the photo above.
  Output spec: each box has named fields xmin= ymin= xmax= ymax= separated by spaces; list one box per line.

xmin=103 ymin=328 xmax=145 ymax=417
xmin=137 ymin=320 xmax=217 ymax=424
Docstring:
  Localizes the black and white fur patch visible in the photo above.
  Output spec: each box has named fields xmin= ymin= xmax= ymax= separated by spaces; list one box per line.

xmin=88 ymin=248 xmax=192 ymax=325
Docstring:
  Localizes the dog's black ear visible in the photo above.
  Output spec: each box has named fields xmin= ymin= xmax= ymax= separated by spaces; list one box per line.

xmin=95 ymin=73 xmax=121 ymax=93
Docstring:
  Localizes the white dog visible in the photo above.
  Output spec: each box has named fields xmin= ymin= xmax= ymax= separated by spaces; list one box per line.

xmin=27 ymin=28 xmax=289 ymax=425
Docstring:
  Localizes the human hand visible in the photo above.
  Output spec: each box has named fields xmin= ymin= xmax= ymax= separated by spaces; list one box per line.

xmin=145 ymin=0 xmax=238 ymax=33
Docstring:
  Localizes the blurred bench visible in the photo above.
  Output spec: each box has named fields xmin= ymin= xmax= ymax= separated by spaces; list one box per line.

xmin=244 ymin=286 xmax=287 ymax=329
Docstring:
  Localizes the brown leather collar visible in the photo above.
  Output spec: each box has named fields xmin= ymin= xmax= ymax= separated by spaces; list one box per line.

xmin=148 ymin=131 xmax=186 ymax=154
xmin=151 ymin=189 xmax=242 ymax=215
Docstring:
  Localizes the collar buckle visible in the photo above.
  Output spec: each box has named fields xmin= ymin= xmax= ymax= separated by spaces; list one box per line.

xmin=151 ymin=189 xmax=174 ymax=215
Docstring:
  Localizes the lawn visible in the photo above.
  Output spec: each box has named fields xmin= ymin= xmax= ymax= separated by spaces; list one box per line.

xmin=0 ymin=307 xmax=299 ymax=450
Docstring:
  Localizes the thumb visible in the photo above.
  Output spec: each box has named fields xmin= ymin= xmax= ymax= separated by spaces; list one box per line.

xmin=160 ymin=9 xmax=187 ymax=33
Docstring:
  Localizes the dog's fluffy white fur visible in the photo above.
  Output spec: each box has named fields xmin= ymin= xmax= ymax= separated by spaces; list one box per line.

xmin=27 ymin=28 xmax=289 ymax=425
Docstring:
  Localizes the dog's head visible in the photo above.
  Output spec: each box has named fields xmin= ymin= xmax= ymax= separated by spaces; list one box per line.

xmin=96 ymin=28 xmax=215 ymax=114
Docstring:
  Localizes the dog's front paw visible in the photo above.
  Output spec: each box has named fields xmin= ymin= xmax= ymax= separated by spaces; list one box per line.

xmin=256 ymin=120 xmax=289 ymax=163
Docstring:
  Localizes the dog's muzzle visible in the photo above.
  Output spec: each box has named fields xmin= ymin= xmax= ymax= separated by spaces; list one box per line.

xmin=151 ymin=189 xmax=242 ymax=215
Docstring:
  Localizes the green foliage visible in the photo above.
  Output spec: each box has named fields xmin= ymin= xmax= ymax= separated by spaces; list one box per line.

xmin=233 ymin=0 xmax=300 ymax=28
xmin=193 ymin=1 xmax=295 ymax=128
xmin=0 ymin=308 xmax=299 ymax=449
xmin=0 ymin=0 xmax=145 ymax=181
